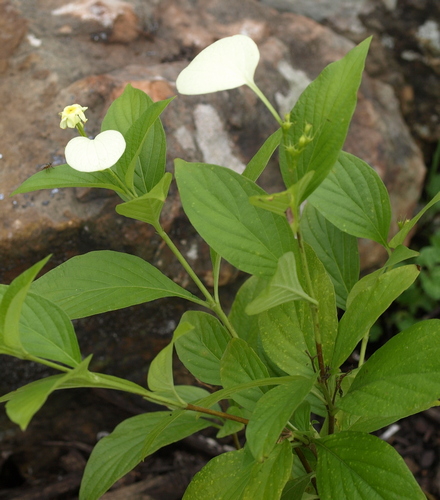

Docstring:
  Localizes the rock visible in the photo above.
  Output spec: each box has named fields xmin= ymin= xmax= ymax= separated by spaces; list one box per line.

xmin=52 ymin=0 xmax=141 ymax=43
xmin=0 ymin=0 xmax=427 ymax=387
xmin=0 ymin=0 xmax=27 ymax=73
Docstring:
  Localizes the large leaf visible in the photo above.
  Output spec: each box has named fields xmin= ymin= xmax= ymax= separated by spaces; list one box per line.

xmin=332 ymin=265 xmax=419 ymax=368
xmin=220 ymin=338 xmax=270 ymax=410
xmin=0 ymin=256 xmax=50 ymax=358
xmin=246 ymin=376 xmax=316 ymax=461
xmin=175 ymin=160 xmax=295 ymax=276
xmin=80 ymin=410 xmax=212 ymax=500
xmin=183 ymin=442 xmax=292 ymax=500
xmin=337 ymin=319 xmax=440 ymax=420
xmin=175 ymin=311 xmax=231 ymax=385
xmin=280 ymin=38 xmax=371 ymax=199
xmin=308 ymin=151 xmax=392 ymax=246
xmin=300 ymin=203 xmax=359 ymax=309
xmin=316 ymin=432 xmax=425 ymax=499
xmin=30 ymin=251 xmax=199 ymax=319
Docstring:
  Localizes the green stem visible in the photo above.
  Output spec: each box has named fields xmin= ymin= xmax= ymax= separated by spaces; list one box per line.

xmin=107 ymin=168 xmax=138 ymax=199
xmin=156 ymin=225 xmax=238 ymax=338
xmin=358 ymin=331 xmax=369 ymax=367
xmin=247 ymin=81 xmax=283 ymax=126
xmin=25 ymin=354 xmax=70 ymax=373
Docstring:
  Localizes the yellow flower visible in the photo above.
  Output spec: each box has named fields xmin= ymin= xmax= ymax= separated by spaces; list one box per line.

xmin=59 ymin=104 xmax=88 ymax=129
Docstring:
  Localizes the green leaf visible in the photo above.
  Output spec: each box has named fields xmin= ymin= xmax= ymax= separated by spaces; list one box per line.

xmin=216 ymin=405 xmax=246 ymax=438
xmin=115 ymin=172 xmax=172 ymax=226
xmin=101 ymin=84 xmax=168 ymax=194
xmin=220 ymin=338 xmax=270 ymax=410
xmin=280 ymin=38 xmax=371 ymax=199
xmin=175 ymin=160 xmax=295 ymax=277
xmin=300 ymin=203 xmax=359 ymax=309
xmin=11 ymin=165 xmax=124 ymax=197
xmin=183 ymin=442 xmax=293 ymax=500
xmin=259 ymin=303 xmax=314 ymax=377
xmin=303 ymin=242 xmax=339 ymax=366
xmin=147 ymin=321 xmax=193 ymax=404
xmin=316 ymin=432 xmax=425 ymax=500
xmin=30 ymin=251 xmax=198 ymax=319
xmin=385 ymin=244 xmax=419 ymax=268
xmin=16 ymin=292 xmax=80 ymax=367
xmin=0 ymin=256 xmax=50 ymax=358
xmin=0 ymin=356 xmax=93 ymax=430
xmin=242 ymin=129 xmax=282 ymax=182
xmin=332 ymin=265 xmax=419 ymax=368
xmin=246 ymin=252 xmax=316 ymax=315
xmin=80 ymin=410 xmax=212 ymax=500
xmin=338 ymin=319 xmax=440 ymax=420
xmin=389 ymin=191 xmax=440 ymax=248
xmin=0 ymin=286 xmax=81 ymax=367
xmin=281 ymin=474 xmax=314 ymax=500
xmin=114 ymin=98 xmax=173 ymax=194
xmin=246 ymin=377 xmax=316 ymax=461
xmin=308 ymin=151 xmax=392 ymax=247
xmin=174 ymin=311 xmax=231 ymax=385
xmin=229 ymin=276 xmax=267 ymax=348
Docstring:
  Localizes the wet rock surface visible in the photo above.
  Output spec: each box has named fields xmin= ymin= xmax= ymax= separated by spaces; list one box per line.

xmin=0 ymin=0 xmax=439 ymax=498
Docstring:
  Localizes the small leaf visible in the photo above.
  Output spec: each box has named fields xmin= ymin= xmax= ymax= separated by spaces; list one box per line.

xmin=308 ymin=151 xmax=392 ymax=246
xmin=115 ymin=172 xmax=172 ymax=227
xmin=175 ymin=311 xmax=231 ymax=385
xmin=316 ymin=432 xmax=425 ymax=500
xmin=246 ymin=377 xmax=316 ymax=461
xmin=176 ymin=35 xmax=260 ymax=95
xmin=0 ymin=256 xmax=50 ymax=358
xmin=31 ymin=251 xmax=198 ymax=319
xmin=246 ymin=252 xmax=316 ymax=315
xmin=183 ymin=442 xmax=293 ymax=500
xmin=220 ymin=338 xmax=270 ymax=410
xmin=243 ymin=129 xmax=282 ymax=182
xmin=389 ymin=191 xmax=440 ymax=248
xmin=259 ymin=302 xmax=314 ymax=377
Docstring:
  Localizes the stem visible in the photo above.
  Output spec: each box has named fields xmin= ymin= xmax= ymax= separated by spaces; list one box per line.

xmin=295 ymin=447 xmax=318 ymax=493
xmin=25 ymin=354 xmax=70 ymax=373
xmin=156 ymin=225 xmax=214 ymax=303
xmin=107 ymin=168 xmax=137 ymax=199
xmin=247 ymin=81 xmax=283 ymax=126
xmin=156 ymin=225 xmax=239 ymax=338
xmin=358 ymin=331 xmax=369 ymax=367
xmin=186 ymin=403 xmax=248 ymax=424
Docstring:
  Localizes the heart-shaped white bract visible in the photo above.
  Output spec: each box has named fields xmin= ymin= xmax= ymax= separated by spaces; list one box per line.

xmin=176 ymin=34 xmax=260 ymax=95
xmin=65 ymin=130 xmax=126 ymax=173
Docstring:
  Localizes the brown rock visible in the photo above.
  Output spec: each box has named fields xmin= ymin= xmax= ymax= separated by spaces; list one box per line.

xmin=0 ymin=0 xmax=27 ymax=73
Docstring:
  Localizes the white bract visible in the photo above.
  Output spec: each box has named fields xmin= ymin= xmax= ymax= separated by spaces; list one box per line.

xmin=65 ymin=130 xmax=126 ymax=173
xmin=176 ymin=34 xmax=260 ymax=95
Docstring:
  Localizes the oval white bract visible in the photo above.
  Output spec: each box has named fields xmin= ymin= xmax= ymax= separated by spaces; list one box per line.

xmin=65 ymin=130 xmax=126 ymax=172
xmin=176 ymin=34 xmax=260 ymax=95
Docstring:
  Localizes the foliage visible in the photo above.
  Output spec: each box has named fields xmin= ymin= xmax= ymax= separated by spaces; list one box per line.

xmin=2 ymin=35 xmax=439 ymax=499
